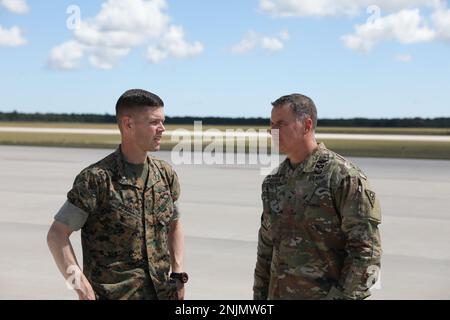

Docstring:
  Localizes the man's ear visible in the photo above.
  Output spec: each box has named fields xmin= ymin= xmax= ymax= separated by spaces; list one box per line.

xmin=304 ymin=117 xmax=313 ymax=133
xmin=123 ymin=116 xmax=133 ymax=130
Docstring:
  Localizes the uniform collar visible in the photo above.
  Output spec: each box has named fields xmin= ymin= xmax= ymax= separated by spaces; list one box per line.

xmin=303 ymin=142 xmax=327 ymax=173
xmin=282 ymin=142 xmax=326 ymax=175
xmin=114 ymin=146 xmax=161 ymax=189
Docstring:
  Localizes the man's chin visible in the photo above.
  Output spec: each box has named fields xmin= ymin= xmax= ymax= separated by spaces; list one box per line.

xmin=146 ymin=145 xmax=159 ymax=152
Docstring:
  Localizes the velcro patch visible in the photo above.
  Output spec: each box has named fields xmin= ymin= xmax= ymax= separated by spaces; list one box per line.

xmin=365 ymin=189 xmax=376 ymax=208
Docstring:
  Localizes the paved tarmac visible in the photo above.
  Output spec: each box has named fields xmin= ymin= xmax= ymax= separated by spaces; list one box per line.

xmin=0 ymin=145 xmax=449 ymax=299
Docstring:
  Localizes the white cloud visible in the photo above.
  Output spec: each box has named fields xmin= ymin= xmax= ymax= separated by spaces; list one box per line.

xmin=395 ymin=53 xmax=413 ymax=62
xmin=0 ymin=0 xmax=29 ymax=47
xmin=259 ymin=0 xmax=442 ymax=17
xmin=48 ymin=0 xmax=203 ymax=70
xmin=0 ymin=0 xmax=29 ymax=14
xmin=261 ymin=37 xmax=284 ymax=52
xmin=231 ymin=31 xmax=259 ymax=54
xmin=47 ymin=41 xmax=85 ymax=70
xmin=146 ymin=25 xmax=203 ymax=63
xmin=89 ymin=47 xmax=131 ymax=70
xmin=259 ymin=0 xmax=450 ymax=51
xmin=146 ymin=47 xmax=168 ymax=64
xmin=231 ymin=30 xmax=289 ymax=54
xmin=0 ymin=25 xmax=26 ymax=47
xmin=342 ymin=9 xmax=435 ymax=52
xmin=432 ymin=7 xmax=450 ymax=41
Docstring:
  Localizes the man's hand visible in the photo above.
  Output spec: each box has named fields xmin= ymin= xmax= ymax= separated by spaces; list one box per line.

xmin=75 ymin=275 xmax=96 ymax=300
xmin=175 ymin=280 xmax=185 ymax=300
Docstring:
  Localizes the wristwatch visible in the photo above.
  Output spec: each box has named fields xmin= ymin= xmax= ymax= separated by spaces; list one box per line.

xmin=170 ymin=272 xmax=189 ymax=284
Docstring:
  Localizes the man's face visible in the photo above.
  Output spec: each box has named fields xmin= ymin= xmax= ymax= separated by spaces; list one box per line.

xmin=271 ymin=104 xmax=306 ymax=154
xmin=129 ymin=106 xmax=165 ymax=152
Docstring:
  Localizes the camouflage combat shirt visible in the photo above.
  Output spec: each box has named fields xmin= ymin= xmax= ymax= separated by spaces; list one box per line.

xmin=253 ymin=143 xmax=381 ymax=300
xmin=63 ymin=147 xmax=180 ymax=300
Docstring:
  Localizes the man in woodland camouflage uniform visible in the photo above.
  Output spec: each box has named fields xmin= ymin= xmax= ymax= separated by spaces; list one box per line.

xmin=253 ymin=94 xmax=381 ymax=300
xmin=47 ymin=89 xmax=188 ymax=300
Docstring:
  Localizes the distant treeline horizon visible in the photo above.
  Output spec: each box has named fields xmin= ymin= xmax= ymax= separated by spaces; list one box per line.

xmin=1 ymin=111 xmax=450 ymax=128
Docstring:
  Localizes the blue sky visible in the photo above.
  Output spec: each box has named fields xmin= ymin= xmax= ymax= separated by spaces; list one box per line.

xmin=0 ymin=0 xmax=449 ymax=118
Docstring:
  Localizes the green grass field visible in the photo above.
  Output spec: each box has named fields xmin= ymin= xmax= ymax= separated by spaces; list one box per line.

xmin=1 ymin=121 xmax=450 ymax=135
xmin=322 ymin=140 xmax=450 ymax=160
xmin=1 ymin=122 xmax=450 ymax=159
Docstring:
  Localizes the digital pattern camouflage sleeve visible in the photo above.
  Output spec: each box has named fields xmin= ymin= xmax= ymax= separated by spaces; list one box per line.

xmin=154 ymin=159 xmax=181 ymax=222
xmin=253 ymin=181 xmax=273 ymax=300
xmin=66 ymin=168 xmax=107 ymax=219
xmin=327 ymin=172 xmax=382 ymax=299
xmin=169 ymin=169 xmax=181 ymax=221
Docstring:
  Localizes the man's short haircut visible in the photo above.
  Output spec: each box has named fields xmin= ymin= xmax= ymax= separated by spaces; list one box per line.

xmin=115 ymin=89 xmax=164 ymax=119
xmin=272 ymin=93 xmax=318 ymax=129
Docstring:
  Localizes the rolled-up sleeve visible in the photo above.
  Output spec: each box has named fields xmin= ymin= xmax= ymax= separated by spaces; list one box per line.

xmin=54 ymin=200 xmax=89 ymax=231
xmin=55 ymin=169 xmax=104 ymax=231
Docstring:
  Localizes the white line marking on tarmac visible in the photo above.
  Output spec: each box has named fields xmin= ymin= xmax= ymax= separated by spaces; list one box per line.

xmin=1 ymin=127 xmax=450 ymax=142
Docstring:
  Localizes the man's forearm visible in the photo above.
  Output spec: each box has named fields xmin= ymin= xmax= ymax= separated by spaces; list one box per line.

xmin=47 ymin=222 xmax=95 ymax=300
xmin=47 ymin=229 xmax=81 ymax=282
xmin=168 ymin=219 xmax=184 ymax=272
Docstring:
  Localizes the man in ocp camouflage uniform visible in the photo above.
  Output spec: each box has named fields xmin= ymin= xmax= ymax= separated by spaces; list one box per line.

xmin=253 ymin=94 xmax=381 ymax=300
xmin=47 ymin=89 xmax=187 ymax=300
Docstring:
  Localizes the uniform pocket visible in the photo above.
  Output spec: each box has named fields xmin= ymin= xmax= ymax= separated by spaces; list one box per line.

xmin=264 ymin=176 xmax=286 ymax=216
xmin=305 ymin=186 xmax=332 ymax=206
xmin=158 ymin=279 xmax=179 ymax=300
xmin=304 ymin=187 xmax=341 ymax=236
xmin=109 ymin=202 xmax=142 ymax=228
xmin=154 ymin=189 xmax=174 ymax=226
xmin=93 ymin=202 xmax=143 ymax=262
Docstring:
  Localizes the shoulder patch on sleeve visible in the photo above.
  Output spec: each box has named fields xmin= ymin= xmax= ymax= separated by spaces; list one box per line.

xmin=365 ymin=189 xmax=376 ymax=208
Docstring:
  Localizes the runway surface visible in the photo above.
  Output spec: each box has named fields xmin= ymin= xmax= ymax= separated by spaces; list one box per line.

xmin=0 ymin=145 xmax=449 ymax=299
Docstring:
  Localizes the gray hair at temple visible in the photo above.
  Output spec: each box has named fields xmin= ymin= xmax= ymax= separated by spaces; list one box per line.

xmin=272 ymin=93 xmax=318 ymax=130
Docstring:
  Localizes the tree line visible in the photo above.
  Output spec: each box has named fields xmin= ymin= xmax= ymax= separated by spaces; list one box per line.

xmin=0 ymin=111 xmax=449 ymax=127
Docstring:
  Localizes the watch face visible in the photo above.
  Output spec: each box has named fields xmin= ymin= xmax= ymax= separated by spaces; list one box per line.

xmin=181 ymin=273 xmax=189 ymax=283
